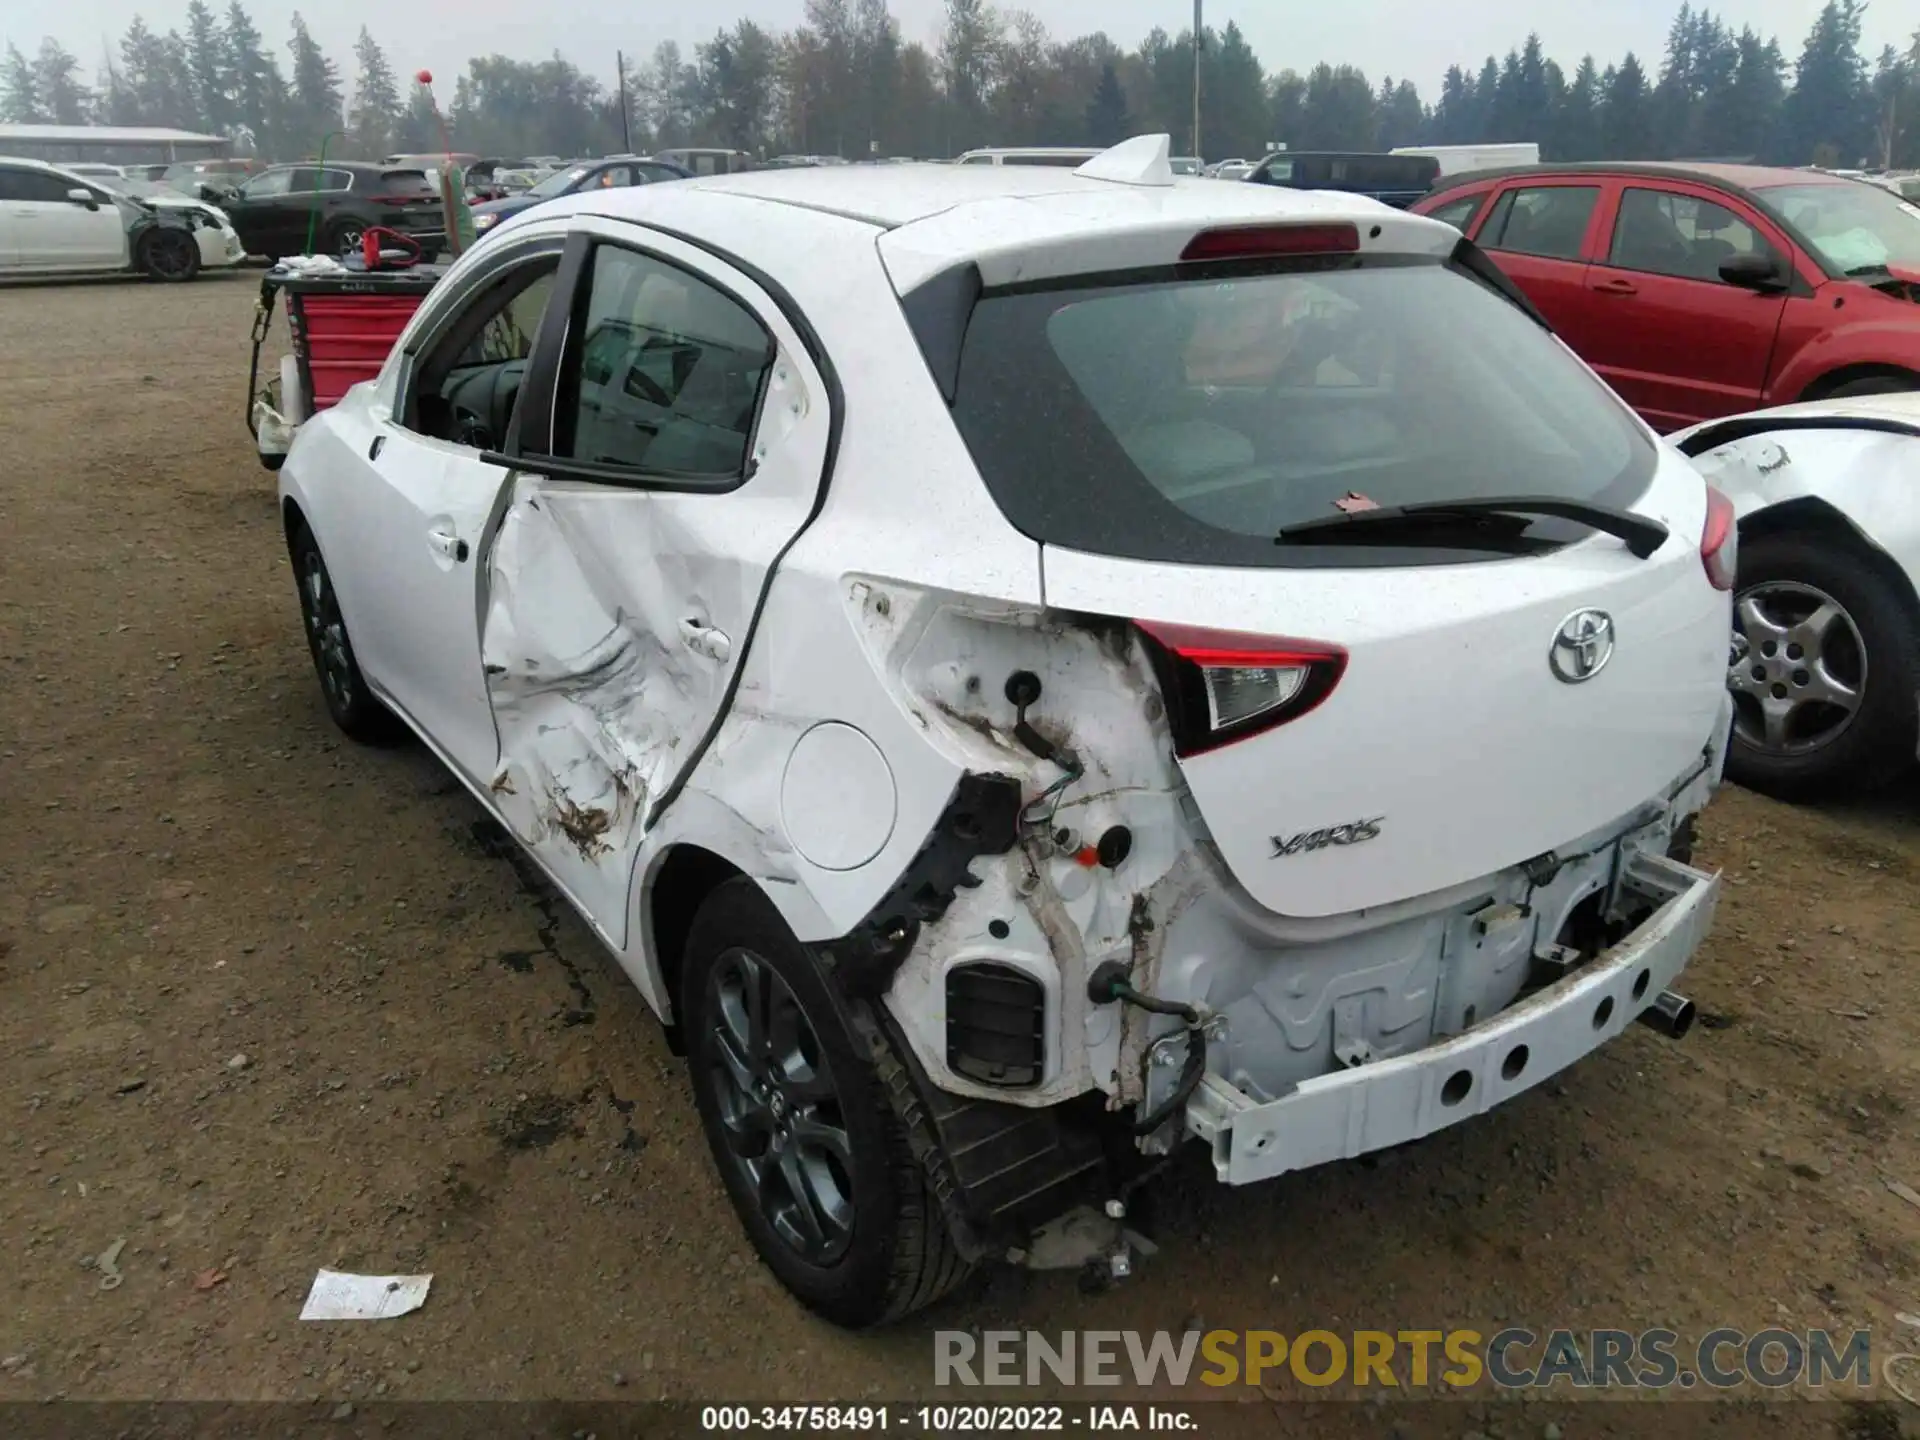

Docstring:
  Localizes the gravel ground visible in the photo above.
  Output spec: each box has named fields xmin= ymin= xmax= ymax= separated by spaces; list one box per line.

xmin=0 ymin=274 xmax=1916 ymax=1437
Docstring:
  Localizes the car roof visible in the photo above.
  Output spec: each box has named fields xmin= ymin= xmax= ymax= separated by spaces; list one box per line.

xmin=532 ymin=150 xmax=1460 ymax=294
xmin=1431 ymin=160 xmax=1857 ymax=196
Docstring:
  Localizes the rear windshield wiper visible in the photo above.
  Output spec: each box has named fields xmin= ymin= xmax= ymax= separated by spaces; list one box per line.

xmin=1274 ymin=494 xmax=1669 ymax=558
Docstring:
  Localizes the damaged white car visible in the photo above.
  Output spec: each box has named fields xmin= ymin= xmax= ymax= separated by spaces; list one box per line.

xmin=1675 ymin=393 xmax=1920 ymax=799
xmin=277 ymin=135 xmax=1735 ymax=1327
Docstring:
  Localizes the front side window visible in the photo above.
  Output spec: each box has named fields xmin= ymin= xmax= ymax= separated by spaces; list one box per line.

xmin=945 ymin=255 xmax=1654 ymax=568
xmin=242 ymin=169 xmax=294 ymax=199
xmin=554 ymin=245 xmax=774 ymax=480
xmin=406 ymin=257 xmax=560 ymax=449
xmin=1478 ymin=185 xmax=1600 ymax=260
xmin=1609 ymin=188 xmax=1774 ymax=281
xmin=0 ymin=168 xmax=73 ymax=202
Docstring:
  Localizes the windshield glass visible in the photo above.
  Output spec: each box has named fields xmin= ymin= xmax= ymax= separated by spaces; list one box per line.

xmin=946 ymin=257 xmax=1654 ymax=568
xmin=1758 ymin=181 xmax=1920 ymax=273
xmin=527 ymin=166 xmax=590 ymax=199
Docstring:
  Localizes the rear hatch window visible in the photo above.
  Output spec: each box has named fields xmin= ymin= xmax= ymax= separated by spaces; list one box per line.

xmin=944 ymin=255 xmax=1655 ymax=568
xmin=377 ymin=169 xmax=437 ymax=198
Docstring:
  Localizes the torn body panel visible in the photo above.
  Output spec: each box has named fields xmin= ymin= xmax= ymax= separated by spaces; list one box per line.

xmin=1677 ymin=405 xmax=1920 ymax=587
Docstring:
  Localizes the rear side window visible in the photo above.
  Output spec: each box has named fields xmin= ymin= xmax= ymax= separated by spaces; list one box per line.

xmin=1427 ymin=193 xmax=1487 ymax=232
xmin=554 ymin=245 xmax=775 ymax=480
xmin=1001 ymin=154 xmax=1092 ymax=167
xmin=1479 ymin=185 xmax=1600 ymax=260
xmin=944 ymin=257 xmax=1654 ymax=569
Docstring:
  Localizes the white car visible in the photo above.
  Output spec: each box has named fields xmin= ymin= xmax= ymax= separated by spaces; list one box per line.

xmin=0 ymin=157 xmax=238 ymax=280
xmin=1676 ymin=393 xmax=1920 ymax=799
xmin=98 ymin=174 xmax=246 ymax=272
xmin=278 ymin=135 xmax=1734 ymax=1327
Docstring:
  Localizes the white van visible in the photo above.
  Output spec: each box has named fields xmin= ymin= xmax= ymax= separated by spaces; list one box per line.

xmin=954 ymin=146 xmax=1102 ymax=168
xmin=1392 ymin=142 xmax=1541 ymax=175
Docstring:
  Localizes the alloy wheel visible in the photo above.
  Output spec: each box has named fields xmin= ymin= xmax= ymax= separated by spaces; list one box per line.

xmin=335 ymin=225 xmax=366 ymax=257
xmin=700 ymin=946 xmax=856 ymax=1266
xmin=1729 ymin=580 xmax=1865 ymax=755
xmin=147 ymin=231 xmax=195 ymax=280
xmin=300 ymin=548 xmax=355 ymax=712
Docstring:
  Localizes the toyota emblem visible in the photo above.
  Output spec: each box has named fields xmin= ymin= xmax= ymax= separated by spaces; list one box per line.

xmin=1550 ymin=609 xmax=1615 ymax=683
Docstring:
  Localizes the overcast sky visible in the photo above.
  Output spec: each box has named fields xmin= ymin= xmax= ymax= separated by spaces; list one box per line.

xmin=19 ymin=0 xmax=1912 ymax=101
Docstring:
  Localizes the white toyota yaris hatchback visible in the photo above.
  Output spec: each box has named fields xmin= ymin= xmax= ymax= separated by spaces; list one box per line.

xmin=278 ymin=135 xmax=1735 ymax=1326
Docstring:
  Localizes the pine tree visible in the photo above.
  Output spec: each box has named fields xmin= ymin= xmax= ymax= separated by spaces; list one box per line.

xmin=287 ymin=14 xmax=345 ymax=156
xmin=2 ymin=44 xmax=43 ymax=122
xmin=33 ymin=39 xmax=91 ymax=124
xmin=349 ymin=28 xmax=401 ymax=158
xmin=1084 ymin=59 xmax=1128 ymax=146
xmin=183 ymin=0 xmax=231 ymax=134
xmin=1782 ymin=0 xmax=1873 ymax=165
xmin=1554 ymin=56 xmax=1602 ymax=160
xmin=225 ymin=2 xmax=282 ymax=155
xmin=1603 ymin=51 xmax=1655 ymax=158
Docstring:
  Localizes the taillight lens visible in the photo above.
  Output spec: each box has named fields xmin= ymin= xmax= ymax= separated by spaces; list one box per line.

xmin=1701 ymin=485 xmax=1737 ymax=591
xmin=1135 ymin=620 xmax=1346 ymax=757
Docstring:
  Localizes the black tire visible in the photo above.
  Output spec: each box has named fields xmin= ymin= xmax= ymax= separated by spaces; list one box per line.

xmin=681 ymin=878 xmax=969 ymax=1327
xmin=139 ymin=227 xmax=200 ymax=283
xmin=258 ymin=451 xmax=286 ymax=472
xmin=289 ymin=523 xmax=397 ymax=743
xmin=1725 ymin=532 xmax=1919 ymax=800
xmin=1820 ymin=373 xmax=1918 ymax=400
xmin=325 ymin=220 xmax=366 ymax=258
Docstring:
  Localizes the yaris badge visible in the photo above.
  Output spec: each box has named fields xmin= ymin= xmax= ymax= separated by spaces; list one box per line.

xmin=1550 ymin=609 xmax=1615 ymax=683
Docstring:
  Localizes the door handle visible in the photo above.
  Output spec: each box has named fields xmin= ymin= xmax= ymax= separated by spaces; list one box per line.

xmin=679 ymin=619 xmax=732 ymax=663
xmin=427 ymin=527 xmax=470 ymax=563
xmin=1594 ymin=277 xmax=1639 ymax=295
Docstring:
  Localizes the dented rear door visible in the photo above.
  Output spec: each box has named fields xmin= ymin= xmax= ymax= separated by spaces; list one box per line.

xmin=478 ymin=226 xmax=832 ymax=948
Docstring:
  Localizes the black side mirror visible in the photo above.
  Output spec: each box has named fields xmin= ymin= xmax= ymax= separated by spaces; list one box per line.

xmin=1719 ymin=251 xmax=1787 ymax=292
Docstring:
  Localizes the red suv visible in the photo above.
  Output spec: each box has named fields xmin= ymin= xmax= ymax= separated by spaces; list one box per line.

xmin=1412 ymin=162 xmax=1920 ymax=430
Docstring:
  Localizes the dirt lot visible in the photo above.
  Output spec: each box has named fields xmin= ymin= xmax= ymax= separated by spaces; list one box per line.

xmin=1 ymin=275 xmax=1918 ymax=1432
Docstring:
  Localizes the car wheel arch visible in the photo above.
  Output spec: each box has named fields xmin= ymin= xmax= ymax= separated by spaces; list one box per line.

xmin=1802 ymin=362 xmax=1920 ymax=403
xmin=1739 ymin=495 xmax=1920 ymax=636
xmin=642 ymin=844 xmax=752 ymax=1045
xmin=281 ymin=496 xmax=309 ymax=559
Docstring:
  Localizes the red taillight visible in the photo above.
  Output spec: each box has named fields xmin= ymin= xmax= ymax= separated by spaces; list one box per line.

xmin=1180 ymin=223 xmax=1361 ymax=262
xmin=1701 ymin=485 xmax=1737 ymax=591
xmin=1135 ymin=620 xmax=1346 ymax=757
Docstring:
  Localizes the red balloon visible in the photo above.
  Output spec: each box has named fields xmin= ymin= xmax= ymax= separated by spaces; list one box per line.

xmin=414 ymin=69 xmax=433 ymax=84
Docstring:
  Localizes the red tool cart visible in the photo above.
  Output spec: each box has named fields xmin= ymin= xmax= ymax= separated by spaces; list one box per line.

xmin=247 ymin=250 xmax=448 ymax=471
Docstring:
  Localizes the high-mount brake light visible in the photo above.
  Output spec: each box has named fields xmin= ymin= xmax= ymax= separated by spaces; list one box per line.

xmin=1180 ymin=223 xmax=1361 ymax=262
xmin=1700 ymin=485 xmax=1737 ymax=592
xmin=1135 ymin=620 xmax=1346 ymax=757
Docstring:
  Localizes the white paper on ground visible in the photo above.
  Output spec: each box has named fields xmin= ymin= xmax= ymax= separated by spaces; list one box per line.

xmin=298 ymin=1269 xmax=432 ymax=1320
